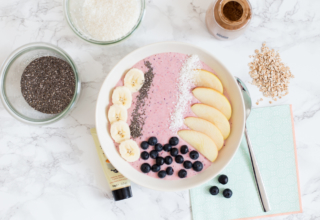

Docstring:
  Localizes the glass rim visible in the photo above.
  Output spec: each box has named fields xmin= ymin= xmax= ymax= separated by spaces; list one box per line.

xmin=63 ymin=0 xmax=146 ymax=45
xmin=0 ymin=42 xmax=81 ymax=125
xmin=213 ymin=0 xmax=252 ymax=32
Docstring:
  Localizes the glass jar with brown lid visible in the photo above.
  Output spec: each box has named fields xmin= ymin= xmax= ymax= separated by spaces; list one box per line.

xmin=205 ymin=0 xmax=252 ymax=40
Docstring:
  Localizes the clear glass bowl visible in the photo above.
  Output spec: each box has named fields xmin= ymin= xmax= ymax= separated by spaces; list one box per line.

xmin=0 ymin=42 xmax=81 ymax=125
xmin=63 ymin=0 xmax=146 ymax=45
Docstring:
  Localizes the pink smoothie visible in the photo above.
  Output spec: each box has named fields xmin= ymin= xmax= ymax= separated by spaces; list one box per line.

xmin=115 ymin=52 xmax=219 ymax=180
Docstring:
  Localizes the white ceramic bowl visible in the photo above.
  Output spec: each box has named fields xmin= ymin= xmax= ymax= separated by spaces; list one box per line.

xmin=96 ymin=42 xmax=245 ymax=191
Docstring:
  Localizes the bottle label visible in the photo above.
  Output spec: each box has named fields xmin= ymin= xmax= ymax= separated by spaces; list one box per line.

xmin=102 ymin=154 xmax=131 ymax=190
xmin=91 ymin=128 xmax=131 ymax=191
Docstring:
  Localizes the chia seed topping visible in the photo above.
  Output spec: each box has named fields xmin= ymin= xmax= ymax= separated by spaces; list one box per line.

xmin=129 ymin=61 xmax=154 ymax=138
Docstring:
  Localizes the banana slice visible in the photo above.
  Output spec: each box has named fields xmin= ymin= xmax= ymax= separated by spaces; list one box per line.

xmin=108 ymin=104 xmax=128 ymax=124
xmin=124 ymin=68 xmax=145 ymax=93
xmin=112 ymin=86 xmax=132 ymax=109
xmin=110 ymin=121 xmax=131 ymax=143
xmin=119 ymin=139 xmax=140 ymax=162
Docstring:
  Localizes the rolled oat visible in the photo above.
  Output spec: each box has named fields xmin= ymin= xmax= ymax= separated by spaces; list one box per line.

xmin=248 ymin=43 xmax=294 ymax=103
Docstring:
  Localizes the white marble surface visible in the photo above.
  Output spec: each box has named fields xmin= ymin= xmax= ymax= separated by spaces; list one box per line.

xmin=0 ymin=0 xmax=319 ymax=219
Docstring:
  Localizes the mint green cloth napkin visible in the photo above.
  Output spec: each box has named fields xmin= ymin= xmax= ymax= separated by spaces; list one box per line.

xmin=190 ymin=105 xmax=302 ymax=220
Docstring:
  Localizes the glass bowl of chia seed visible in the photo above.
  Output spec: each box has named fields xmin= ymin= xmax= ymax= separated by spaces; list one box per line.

xmin=0 ymin=42 xmax=81 ymax=125
xmin=63 ymin=0 xmax=145 ymax=45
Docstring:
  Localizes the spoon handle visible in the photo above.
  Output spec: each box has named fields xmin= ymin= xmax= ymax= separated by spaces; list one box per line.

xmin=244 ymin=124 xmax=271 ymax=212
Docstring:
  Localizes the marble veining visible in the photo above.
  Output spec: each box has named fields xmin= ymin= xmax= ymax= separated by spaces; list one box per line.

xmin=0 ymin=0 xmax=320 ymax=219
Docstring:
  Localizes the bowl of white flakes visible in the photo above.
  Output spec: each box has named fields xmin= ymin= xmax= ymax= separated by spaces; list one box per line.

xmin=63 ymin=0 xmax=146 ymax=45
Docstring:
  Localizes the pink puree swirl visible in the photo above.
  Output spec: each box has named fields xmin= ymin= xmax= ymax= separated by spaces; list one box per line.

xmin=115 ymin=52 xmax=218 ymax=180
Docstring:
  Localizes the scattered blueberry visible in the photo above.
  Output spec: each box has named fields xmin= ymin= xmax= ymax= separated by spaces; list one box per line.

xmin=163 ymin=144 xmax=172 ymax=152
xmin=189 ymin=151 xmax=199 ymax=160
xmin=223 ymin=189 xmax=233 ymax=198
xmin=140 ymin=151 xmax=149 ymax=160
xmin=155 ymin=143 xmax=163 ymax=152
xmin=150 ymin=150 xmax=158 ymax=159
xmin=141 ymin=141 xmax=149 ymax=150
xmin=166 ymin=167 xmax=174 ymax=175
xmin=151 ymin=164 xmax=160 ymax=172
xmin=180 ymin=145 xmax=189 ymax=154
xmin=164 ymin=156 xmax=173 ymax=165
xmin=148 ymin=137 xmax=157 ymax=146
xmin=140 ymin=163 xmax=151 ymax=173
xmin=192 ymin=161 xmax=203 ymax=172
xmin=156 ymin=157 xmax=164 ymax=166
xmin=209 ymin=186 xmax=219 ymax=195
xmin=169 ymin=137 xmax=179 ymax=146
xmin=175 ymin=155 xmax=184 ymax=164
xmin=170 ymin=148 xmax=179 ymax=157
xmin=183 ymin=160 xmax=192 ymax=169
xmin=158 ymin=170 xmax=167 ymax=178
xmin=178 ymin=169 xmax=187 ymax=178
xmin=218 ymin=175 xmax=228 ymax=185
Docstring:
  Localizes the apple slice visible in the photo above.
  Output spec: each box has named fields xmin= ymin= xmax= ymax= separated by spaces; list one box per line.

xmin=193 ymin=87 xmax=232 ymax=120
xmin=191 ymin=104 xmax=230 ymax=139
xmin=184 ymin=117 xmax=224 ymax=150
xmin=195 ymin=69 xmax=223 ymax=93
xmin=178 ymin=130 xmax=218 ymax=162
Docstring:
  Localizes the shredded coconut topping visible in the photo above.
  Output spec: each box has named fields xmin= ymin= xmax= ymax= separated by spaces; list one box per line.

xmin=83 ymin=0 xmax=141 ymax=41
xmin=169 ymin=55 xmax=201 ymax=133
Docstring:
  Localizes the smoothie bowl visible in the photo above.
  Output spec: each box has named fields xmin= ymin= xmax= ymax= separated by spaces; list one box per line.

xmin=96 ymin=42 xmax=245 ymax=191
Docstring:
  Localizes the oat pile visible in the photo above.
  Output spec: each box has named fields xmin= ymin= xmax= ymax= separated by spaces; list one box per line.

xmin=248 ymin=43 xmax=294 ymax=105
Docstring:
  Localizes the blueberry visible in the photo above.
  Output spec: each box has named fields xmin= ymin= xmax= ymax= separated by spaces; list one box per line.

xmin=175 ymin=155 xmax=184 ymax=164
xmin=189 ymin=151 xmax=199 ymax=160
xmin=180 ymin=145 xmax=189 ymax=154
xmin=156 ymin=157 xmax=164 ymax=166
xmin=151 ymin=164 xmax=160 ymax=172
xmin=209 ymin=186 xmax=219 ymax=195
xmin=192 ymin=161 xmax=203 ymax=172
xmin=140 ymin=163 xmax=151 ymax=173
xmin=140 ymin=151 xmax=149 ymax=160
xmin=155 ymin=143 xmax=163 ymax=152
xmin=164 ymin=156 xmax=173 ymax=165
xmin=166 ymin=167 xmax=174 ymax=175
xmin=150 ymin=150 xmax=158 ymax=159
xmin=218 ymin=175 xmax=228 ymax=185
xmin=141 ymin=141 xmax=149 ymax=150
xmin=178 ymin=169 xmax=187 ymax=178
xmin=223 ymin=189 xmax=232 ymax=198
xmin=148 ymin=137 xmax=157 ymax=146
xmin=169 ymin=137 xmax=179 ymax=146
xmin=170 ymin=148 xmax=179 ymax=157
xmin=158 ymin=170 xmax=167 ymax=178
xmin=183 ymin=160 xmax=192 ymax=169
xmin=163 ymin=144 xmax=172 ymax=152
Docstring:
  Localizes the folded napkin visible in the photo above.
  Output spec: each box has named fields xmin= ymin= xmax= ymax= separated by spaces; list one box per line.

xmin=190 ymin=105 xmax=302 ymax=220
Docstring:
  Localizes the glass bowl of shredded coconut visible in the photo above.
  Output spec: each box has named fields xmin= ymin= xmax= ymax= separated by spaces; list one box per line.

xmin=63 ymin=0 xmax=145 ymax=45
